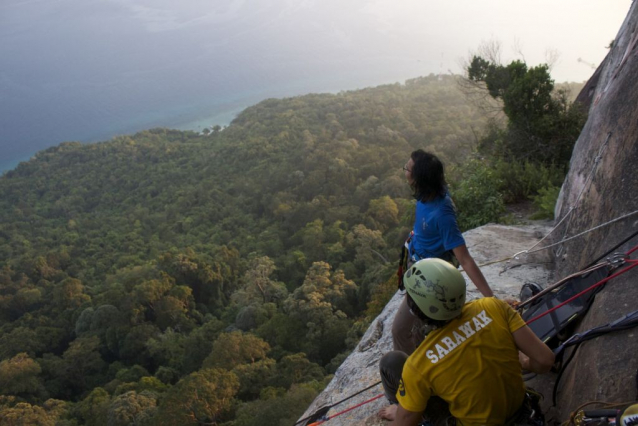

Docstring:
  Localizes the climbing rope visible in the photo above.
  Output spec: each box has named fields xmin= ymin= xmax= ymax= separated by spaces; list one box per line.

xmin=293 ymin=381 xmax=382 ymax=426
xmin=524 ymin=246 xmax=637 ymax=327
xmin=298 ymin=242 xmax=638 ymax=426
xmin=525 ymin=255 xmax=638 ymax=326
xmin=556 ymin=131 xmax=613 ymax=257
xmin=516 ymin=261 xmax=610 ymax=310
xmin=519 ymin=244 xmax=638 ymax=406
xmin=512 ymin=209 xmax=638 ymax=259
xmin=307 ymin=394 xmax=385 ymax=426
xmin=510 ymin=132 xmax=613 ymax=261
xmin=434 ymin=134 xmax=631 ymax=275
xmin=475 ymin=256 xmax=514 ymax=269
xmin=553 ymin=318 xmax=638 ymax=405
xmin=508 ymin=131 xmax=636 ymax=263
xmin=585 ymin=228 xmax=638 ymax=269
xmin=468 ymin=208 xmax=638 ymax=273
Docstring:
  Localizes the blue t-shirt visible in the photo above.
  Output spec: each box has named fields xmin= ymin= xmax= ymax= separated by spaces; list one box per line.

xmin=408 ymin=194 xmax=465 ymax=261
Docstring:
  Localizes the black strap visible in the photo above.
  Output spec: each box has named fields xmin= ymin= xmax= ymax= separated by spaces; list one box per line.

xmin=398 ymin=243 xmax=407 ymax=290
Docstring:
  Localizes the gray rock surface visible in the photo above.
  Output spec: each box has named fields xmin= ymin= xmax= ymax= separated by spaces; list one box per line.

xmin=298 ymin=223 xmax=553 ymax=425
xmin=529 ymin=2 xmax=638 ymax=421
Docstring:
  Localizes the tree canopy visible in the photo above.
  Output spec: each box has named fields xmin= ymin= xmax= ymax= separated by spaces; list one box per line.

xmin=467 ymin=56 xmax=586 ymax=166
xmin=0 ymin=72 xmax=585 ymax=423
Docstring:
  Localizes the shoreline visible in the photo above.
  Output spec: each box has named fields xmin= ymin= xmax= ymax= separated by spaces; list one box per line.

xmin=0 ymin=105 xmax=245 ymax=176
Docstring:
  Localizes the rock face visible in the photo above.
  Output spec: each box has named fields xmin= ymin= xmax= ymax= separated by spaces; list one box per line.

xmin=528 ymin=2 xmax=638 ymax=421
xmin=300 ymin=3 xmax=638 ymax=424
xmin=298 ymin=223 xmax=553 ymax=425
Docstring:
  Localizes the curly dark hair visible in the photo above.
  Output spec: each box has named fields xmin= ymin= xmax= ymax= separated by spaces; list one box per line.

xmin=410 ymin=150 xmax=447 ymax=202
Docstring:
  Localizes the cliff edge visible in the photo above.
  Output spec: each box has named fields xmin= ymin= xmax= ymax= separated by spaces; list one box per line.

xmin=298 ymin=223 xmax=553 ymax=425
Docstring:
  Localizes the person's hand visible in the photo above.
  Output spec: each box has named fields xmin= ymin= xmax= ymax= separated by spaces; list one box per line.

xmin=495 ymin=296 xmax=518 ymax=308
xmin=503 ymin=298 xmax=518 ymax=308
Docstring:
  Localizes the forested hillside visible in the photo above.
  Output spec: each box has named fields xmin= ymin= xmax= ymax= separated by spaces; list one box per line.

xmin=0 ymin=73 xmax=578 ymax=425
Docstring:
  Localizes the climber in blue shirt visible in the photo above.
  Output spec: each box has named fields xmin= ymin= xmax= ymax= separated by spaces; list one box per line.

xmin=392 ymin=150 xmax=494 ymax=355
xmin=408 ymin=193 xmax=465 ymax=263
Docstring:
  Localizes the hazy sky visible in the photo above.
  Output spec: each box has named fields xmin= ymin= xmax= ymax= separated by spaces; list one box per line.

xmin=16 ymin=0 xmax=623 ymax=82
xmin=3 ymin=0 xmax=628 ymax=83
xmin=0 ymin=0 xmax=631 ymax=171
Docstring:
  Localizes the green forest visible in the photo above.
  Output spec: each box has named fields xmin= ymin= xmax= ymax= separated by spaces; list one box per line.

xmin=0 ymin=70 xmax=585 ymax=425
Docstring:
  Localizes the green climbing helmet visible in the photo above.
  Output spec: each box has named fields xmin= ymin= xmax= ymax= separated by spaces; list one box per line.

xmin=403 ymin=258 xmax=467 ymax=321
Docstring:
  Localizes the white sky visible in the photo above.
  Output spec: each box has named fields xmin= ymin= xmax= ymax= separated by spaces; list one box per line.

xmin=89 ymin=0 xmax=631 ymax=82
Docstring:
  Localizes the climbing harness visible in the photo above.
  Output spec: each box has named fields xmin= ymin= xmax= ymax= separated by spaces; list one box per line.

xmin=505 ymin=389 xmax=546 ymax=426
xmin=399 ymin=231 xmax=459 ymax=288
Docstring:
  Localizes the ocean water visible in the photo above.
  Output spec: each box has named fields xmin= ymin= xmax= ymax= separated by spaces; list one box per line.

xmin=0 ymin=1 xmax=430 ymax=174
xmin=0 ymin=66 xmax=402 ymax=174
xmin=1 ymin=1 xmax=627 ymax=174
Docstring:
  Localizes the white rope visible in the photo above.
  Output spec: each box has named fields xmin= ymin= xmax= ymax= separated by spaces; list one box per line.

xmin=512 ymin=209 xmax=638 ymax=259
xmin=556 ymin=132 xmax=613 ymax=256
xmin=513 ymin=132 xmax=613 ymax=258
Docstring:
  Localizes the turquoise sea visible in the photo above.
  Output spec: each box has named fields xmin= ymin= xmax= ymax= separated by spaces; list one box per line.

xmin=0 ymin=1 xmax=432 ymax=175
xmin=4 ymin=0 xmax=621 ymax=175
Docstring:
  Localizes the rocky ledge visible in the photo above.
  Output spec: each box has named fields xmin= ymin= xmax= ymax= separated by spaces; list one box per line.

xmin=298 ymin=222 xmax=553 ymax=426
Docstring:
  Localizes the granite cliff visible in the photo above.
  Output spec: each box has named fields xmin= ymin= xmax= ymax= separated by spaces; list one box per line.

xmin=299 ymin=3 xmax=638 ymax=424
xmin=530 ymin=1 xmax=638 ymax=421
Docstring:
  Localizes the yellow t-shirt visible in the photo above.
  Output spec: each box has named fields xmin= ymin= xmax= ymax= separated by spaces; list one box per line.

xmin=397 ymin=298 xmax=527 ymax=425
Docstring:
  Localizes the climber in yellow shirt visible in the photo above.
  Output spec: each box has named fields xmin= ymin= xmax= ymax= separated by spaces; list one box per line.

xmin=378 ymin=258 xmax=555 ymax=425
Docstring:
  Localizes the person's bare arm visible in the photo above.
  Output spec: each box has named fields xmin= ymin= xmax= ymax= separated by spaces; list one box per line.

xmin=390 ymin=404 xmax=423 ymax=426
xmin=512 ymin=325 xmax=555 ymax=373
xmin=453 ymin=244 xmax=494 ymax=297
